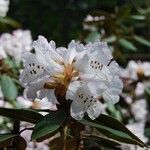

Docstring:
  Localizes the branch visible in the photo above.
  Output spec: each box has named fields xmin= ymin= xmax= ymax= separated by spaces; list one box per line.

xmin=60 ymin=125 xmax=68 ymax=150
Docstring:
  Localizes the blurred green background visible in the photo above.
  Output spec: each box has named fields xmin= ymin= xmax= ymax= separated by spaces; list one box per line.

xmin=7 ymin=0 xmax=150 ymax=63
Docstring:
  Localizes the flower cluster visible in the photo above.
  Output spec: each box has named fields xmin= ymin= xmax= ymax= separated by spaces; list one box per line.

xmin=20 ymin=36 xmax=123 ymax=120
xmin=0 ymin=29 xmax=32 ymax=60
xmin=121 ymin=60 xmax=150 ymax=81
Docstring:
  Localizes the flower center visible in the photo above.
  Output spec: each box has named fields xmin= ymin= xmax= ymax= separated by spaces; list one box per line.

xmin=137 ymin=67 xmax=144 ymax=77
xmin=63 ymin=63 xmax=74 ymax=86
xmin=44 ymin=62 xmax=78 ymax=99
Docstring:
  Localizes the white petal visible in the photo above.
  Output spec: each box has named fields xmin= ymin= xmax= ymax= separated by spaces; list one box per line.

xmin=110 ymin=76 xmax=123 ymax=92
xmin=49 ymin=40 xmax=56 ymax=50
xmin=102 ymin=76 xmax=123 ymax=104
xmin=16 ymin=96 xmax=32 ymax=108
xmin=34 ymin=98 xmax=57 ymax=110
xmin=96 ymin=66 xmax=112 ymax=82
xmin=23 ymin=76 xmax=49 ymax=100
xmin=38 ymin=89 xmax=58 ymax=105
xmin=66 ymin=81 xmax=81 ymax=100
xmin=33 ymin=35 xmax=63 ymax=64
xmin=88 ymin=41 xmax=112 ymax=65
xmin=74 ymin=54 xmax=89 ymax=72
xmin=102 ymin=90 xmax=120 ymax=104
xmin=20 ymin=52 xmax=50 ymax=86
xmin=75 ymin=52 xmax=112 ymax=82
xmin=55 ymin=47 xmax=67 ymax=59
xmin=87 ymin=101 xmax=102 ymax=120
xmin=70 ymin=99 xmax=84 ymax=120
xmin=63 ymin=47 xmax=76 ymax=65
xmin=108 ymin=61 xmax=120 ymax=75
xmin=68 ymin=40 xmax=85 ymax=53
xmin=24 ymin=87 xmax=38 ymax=100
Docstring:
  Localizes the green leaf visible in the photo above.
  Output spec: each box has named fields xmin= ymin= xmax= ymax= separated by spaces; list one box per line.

xmin=133 ymin=35 xmax=150 ymax=47
xmin=0 ymin=134 xmax=17 ymax=142
xmin=78 ymin=115 xmax=146 ymax=147
xmin=0 ymin=17 xmax=21 ymax=27
xmin=97 ymin=115 xmax=146 ymax=146
xmin=107 ymin=103 xmax=122 ymax=121
xmin=105 ymin=35 xmax=117 ymax=43
xmin=0 ymin=75 xmax=18 ymax=100
xmin=117 ymin=5 xmax=131 ymax=20
xmin=130 ymin=15 xmax=145 ymax=20
xmin=0 ymin=108 xmax=43 ymax=124
xmin=31 ymin=109 xmax=66 ymax=140
xmin=0 ymin=134 xmax=27 ymax=149
xmin=0 ymin=133 xmax=17 ymax=148
xmin=85 ymin=31 xmax=100 ymax=43
xmin=119 ymin=39 xmax=137 ymax=51
xmin=145 ymin=128 xmax=150 ymax=137
xmin=84 ymin=135 xmax=121 ymax=150
xmin=145 ymin=84 xmax=150 ymax=100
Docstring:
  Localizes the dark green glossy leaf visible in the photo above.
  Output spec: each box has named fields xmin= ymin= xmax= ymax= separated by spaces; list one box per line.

xmin=31 ymin=109 xmax=66 ymax=140
xmin=78 ymin=115 xmax=146 ymax=147
xmin=83 ymin=135 xmax=121 ymax=150
xmin=134 ymin=35 xmax=150 ymax=47
xmin=0 ymin=133 xmax=17 ymax=148
xmin=0 ymin=75 xmax=18 ymax=100
xmin=119 ymin=39 xmax=137 ymax=51
xmin=0 ymin=108 xmax=43 ymax=124
xmin=0 ymin=134 xmax=17 ymax=142
xmin=0 ymin=134 xmax=27 ymax=149
xmin=96 ymin=115 xmax=146 ymax=146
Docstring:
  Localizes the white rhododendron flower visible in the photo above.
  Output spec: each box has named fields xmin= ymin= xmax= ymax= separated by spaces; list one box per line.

xmin=0 ymin=29 xmax=32 ymax=60
xmin=0 ymin=0 xmax=9 ymax=17
xmin=131 ymin=99 xmax=147 ymax=122
xmin=20 ymin=36 xmax=123 ymax=120
xmin=121 ymin=60 xmax=150 ymax=80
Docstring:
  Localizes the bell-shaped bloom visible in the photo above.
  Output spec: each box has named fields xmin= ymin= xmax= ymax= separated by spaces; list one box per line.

xmin=66 ymin=81 xmax=103 ymax=120
xmin=74 ymin=41 xmax=123 ymax=105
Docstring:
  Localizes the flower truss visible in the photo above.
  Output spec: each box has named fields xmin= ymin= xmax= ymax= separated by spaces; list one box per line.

xmin=20 ymin=36 xmax=123 ymax=120
xmin=0 ymin=29 xmax=32 ymax=60
xmin=121 ymin=60 xmax=150 ymax=81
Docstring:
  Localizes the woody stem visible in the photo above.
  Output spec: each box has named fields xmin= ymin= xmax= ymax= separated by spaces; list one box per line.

xmin=60 ymin=125 xmax=68 ymax=150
